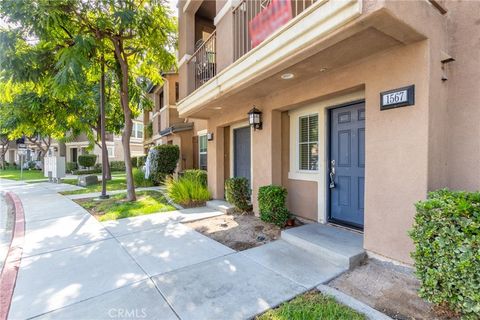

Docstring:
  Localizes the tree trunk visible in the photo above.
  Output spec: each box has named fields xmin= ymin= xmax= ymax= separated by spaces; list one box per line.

xmin=104 ymin=155 xmax=112 ymax=180
xmin=0 ymin=142 xmax=8 ymax=170
xmin=114 ymin=40 xmax=136 ymax=201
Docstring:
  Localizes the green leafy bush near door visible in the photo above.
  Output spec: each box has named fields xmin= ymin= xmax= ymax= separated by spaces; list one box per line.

xmin=149 ymin=144 xmax=180 ymax=185
xmin=258 ymin=185 xmax=290 ymax=227
xmin=182 ymin=169 xmax=207 ymax=187
xmin=166 ymin=173 xmax=211 ymax=207
xmin=409 ymin=189 xmax=480 ymax=318
xmin=225 ymin=177 xmax=251 ymax=212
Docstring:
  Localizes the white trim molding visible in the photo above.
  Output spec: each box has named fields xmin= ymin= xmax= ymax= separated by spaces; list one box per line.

xmin=178 ymin=54 xmax=192 ymax=69
xmin=177 ymin=0 xmax=362 ymax=117
xmin=213 ymin=0 xmax=242 ymax=26
xmin=288 ymin=91 xmax=364 ymax=223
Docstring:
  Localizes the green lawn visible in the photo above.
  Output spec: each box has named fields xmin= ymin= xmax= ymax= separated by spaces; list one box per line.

xmin=60 ymin=175 xmax=130 ymax=195
xmin=75 ymin=190 xmax=176 ymax=221
xmin=257 ymin=291 xmax=365 ymax=320
xmin=0 ymin=168 xmax=46 ymax=181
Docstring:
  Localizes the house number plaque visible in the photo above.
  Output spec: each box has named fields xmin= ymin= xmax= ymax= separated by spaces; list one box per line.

xmin=380 ymin=85 xmax=415 ymax=110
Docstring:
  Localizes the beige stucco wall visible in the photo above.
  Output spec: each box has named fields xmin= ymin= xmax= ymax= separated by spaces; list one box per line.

xmin=179 ymin=0 xmax=480 ymax=264
xmin=445 ymin=1 xmax=480 ymax=191
xmin=205 ymin=40 xmax=430 ymax=264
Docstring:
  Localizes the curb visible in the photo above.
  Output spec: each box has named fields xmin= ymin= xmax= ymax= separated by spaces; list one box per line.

xmin=0 ymin=192 xmax=25 ymax=320
xmin=317 ymin=285 xmax=393 ymax=320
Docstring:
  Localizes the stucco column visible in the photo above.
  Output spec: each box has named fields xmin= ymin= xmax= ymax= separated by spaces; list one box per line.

xmin=251 ymin=108 xmax=282 ymax=213
xmin=207 ymin=125 xmax=225 ymax=199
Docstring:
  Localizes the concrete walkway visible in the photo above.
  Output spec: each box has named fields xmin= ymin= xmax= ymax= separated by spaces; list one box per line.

xmin=0 ymin=180 xmax=350 ymax=320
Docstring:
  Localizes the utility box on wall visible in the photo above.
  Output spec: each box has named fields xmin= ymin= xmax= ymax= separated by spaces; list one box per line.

xmin=44 ymin=156 xmax=66 ymax=182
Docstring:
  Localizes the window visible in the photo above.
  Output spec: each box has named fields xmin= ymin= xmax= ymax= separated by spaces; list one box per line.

xmin=299 ymin=114 xmax=319 ymax=171
xmin=199 ymin=134 xmax=207 ymax=170
xmin=107 ymin=146 xmax=114 ymax=158
xmin=131 ymin=123 xmax=144 ymax=139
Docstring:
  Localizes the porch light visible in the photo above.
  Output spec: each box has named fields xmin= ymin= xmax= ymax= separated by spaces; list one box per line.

xmin=248 ymin=107 xmax=263 ymax=130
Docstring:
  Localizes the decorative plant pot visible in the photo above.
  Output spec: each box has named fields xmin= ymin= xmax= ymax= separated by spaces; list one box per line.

xmin=286 ymin=218 xmax=295 ymax=227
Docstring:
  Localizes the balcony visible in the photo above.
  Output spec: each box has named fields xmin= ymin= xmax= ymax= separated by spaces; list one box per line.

xmin=178 ymin=0 xmax=430 ymax=118
xmin=233 ymin=0 xmax=319 ymax=61
xmin=188 ymin=30 xmax=217 ymax=90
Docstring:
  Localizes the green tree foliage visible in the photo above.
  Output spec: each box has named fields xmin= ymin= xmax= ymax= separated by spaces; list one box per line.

xmin=0 ymin=0 xmax=176 ymax=200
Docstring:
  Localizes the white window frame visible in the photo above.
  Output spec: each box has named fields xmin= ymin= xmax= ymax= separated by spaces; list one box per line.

xmin=298 ymin=113 xmax=319 ymax=172
xmin=107 ymin=146 xmax=115 ymax=158
xmin=131 ymin=122 xmax=144 ymax=139
xmin=198 ymin=134 xmax=208 ymax=170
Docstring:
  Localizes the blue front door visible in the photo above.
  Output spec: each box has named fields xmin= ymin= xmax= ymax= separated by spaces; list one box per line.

xmin=329 ymin=102 xmax=365 ymax=228
xmin=233 ymin=126 xmax=251 ymax=185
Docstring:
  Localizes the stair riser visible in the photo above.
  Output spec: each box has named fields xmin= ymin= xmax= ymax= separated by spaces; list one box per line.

xmin=281 ymin=231 xmax=365 ymax=269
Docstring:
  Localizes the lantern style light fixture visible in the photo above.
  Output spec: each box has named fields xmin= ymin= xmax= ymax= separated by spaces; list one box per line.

xmin=248 ymin=106 xmax=263 ymax=130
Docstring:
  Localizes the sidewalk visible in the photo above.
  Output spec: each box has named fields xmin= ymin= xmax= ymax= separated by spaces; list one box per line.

xmin=1 ymin=180 xmax=352 ymax=320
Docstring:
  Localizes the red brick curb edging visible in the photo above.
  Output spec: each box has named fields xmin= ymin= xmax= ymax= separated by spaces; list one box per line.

xmin=0 ymin=192 xmax=25 ymax=320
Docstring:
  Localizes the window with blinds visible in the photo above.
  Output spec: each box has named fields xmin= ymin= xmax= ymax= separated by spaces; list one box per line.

xmin=199 ymin=134 xmax=208 ymax=170
xmin=299 ymin=114 xmax=319 ymax=171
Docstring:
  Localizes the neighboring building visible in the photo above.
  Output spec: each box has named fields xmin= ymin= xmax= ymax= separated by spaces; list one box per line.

xmin=144 ymin=72 xmax=207 ymax=171
xmin=65 ymin=127 xmax=144 ymax=165
xmin=176 ymin=0 xmax=480 ymax=264
xmin=5 ymin=137 xmax=65 ymax=166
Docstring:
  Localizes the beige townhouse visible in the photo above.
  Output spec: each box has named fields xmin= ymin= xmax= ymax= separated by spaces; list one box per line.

xmin=176 ymin=0 xmax=480 ymax=264
xmin=65 ymin=127 xmax=144 ymax=166
xmin=144 ymin=72 xmax=207 ymax=171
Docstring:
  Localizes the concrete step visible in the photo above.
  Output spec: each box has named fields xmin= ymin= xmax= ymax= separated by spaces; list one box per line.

xmin=281 ymin=223 xmax=365 ymax=269
xmin=242 ymin=240 xmax=347 ymax=289
xmin=206 ymin=200 xmax=236 ymax=214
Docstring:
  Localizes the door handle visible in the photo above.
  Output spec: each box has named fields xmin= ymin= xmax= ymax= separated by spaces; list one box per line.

xmin=329 ymin=160 xmax=335 ymax=189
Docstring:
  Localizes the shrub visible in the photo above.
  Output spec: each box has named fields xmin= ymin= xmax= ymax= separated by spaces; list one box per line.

xmin=66 ymin=162 xmax=77 ymax=173
xmin=133 ymin=168 xmax=154 ymax=188
xmin=78 ymin=154 xmax=97 ymax=168
xmin=149 ymin=145 xmax=179 ymax=184
xmin=409 ymin=189 xmax=480 ymax=318
xmin=131 ymin=156 xmax=146 ymax=168
xmin=131 ymin=157 xmax=138 ymax=168
xmin=166 ymin=174 xmax=211 ymax=207
xmin=137 ymin=156 xmax=146 ymax=168
xmin=258 ymin=185 xmax=290 ymax=227
xmin=72 ymin=168 xmax=101 ymax=175
xmin=110 ymin=161 xmax=125 ymax=171
xmin=182 ymin=169 xmax=207 ymax=187
xmin=225 ymin=177 xmax=251 ymax=212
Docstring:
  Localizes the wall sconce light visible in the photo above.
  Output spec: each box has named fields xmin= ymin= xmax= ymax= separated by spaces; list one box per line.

xmin=207 ymin=132 xmax=214 ymax=141
xmin=248 ymin=106 xmax=263 ymax=130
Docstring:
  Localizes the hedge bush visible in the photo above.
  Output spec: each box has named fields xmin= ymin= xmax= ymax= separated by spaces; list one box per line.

xmin=66 ymin=162 xmax=77 ymax=173
xmin=225 ymin=177 xmax=251 ymax=212
xmin=165 ymin=174 xmax=211 ymax=207
xmin=110 ymin=161 xmax=125 ymax=171
xmin=72 ymin=168 xmax=101 ymax=175
xmin=131 ymin=156 xmax=146 ymax=168
xmin=133 ymin=168 xmax=154 ymax=188
xmin=78 ymin=154 xmax=97 ymax=168
xmin=258 ymin=185 xmax=290 ymax=227
xmin=410 ymin=189 xmax=480 ymax=318
xmin=182 ymin=169 xmax=207 ymax=187
xmin=149 ymin=145 xmax=179 ymax=185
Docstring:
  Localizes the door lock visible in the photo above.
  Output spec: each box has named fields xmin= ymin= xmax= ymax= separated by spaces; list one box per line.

xmin=329 ymin=159 xmax=335 ymax=189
